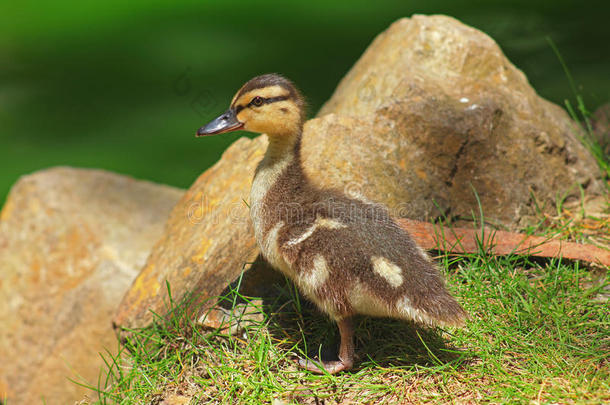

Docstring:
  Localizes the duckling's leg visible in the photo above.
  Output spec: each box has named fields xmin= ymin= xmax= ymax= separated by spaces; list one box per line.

xmin=299 ymin=318 xmax=354 ymax=374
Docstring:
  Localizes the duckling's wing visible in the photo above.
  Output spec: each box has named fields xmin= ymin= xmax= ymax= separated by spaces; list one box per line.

xmin=277 ymin=194 xmax=467 ymax=327
xmin=355 ymin=217 xmax=468 ymax=327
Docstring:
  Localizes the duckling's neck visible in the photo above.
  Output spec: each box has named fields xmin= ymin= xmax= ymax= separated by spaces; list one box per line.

xmin=255 ymin=129 xmax=305 ymax=186
xmin=264 ymin=130 xmax=302 ymax=166
xmin=251 ymin=129 xmax=305 ymax=240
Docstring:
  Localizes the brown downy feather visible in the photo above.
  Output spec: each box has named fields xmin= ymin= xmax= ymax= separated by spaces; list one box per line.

xmin=198 ymin=73 xmax=468 ymax=374
xmin=233 ymin=74 xmax=468 ymax=328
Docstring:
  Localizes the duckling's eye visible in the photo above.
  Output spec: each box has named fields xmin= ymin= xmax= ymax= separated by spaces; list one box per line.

xmin=251 ymin=96 xmax=264 ymax=107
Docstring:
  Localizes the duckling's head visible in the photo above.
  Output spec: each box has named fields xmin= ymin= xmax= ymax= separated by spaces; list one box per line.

xmin=197 ymin=73 xmax=306 ymax=138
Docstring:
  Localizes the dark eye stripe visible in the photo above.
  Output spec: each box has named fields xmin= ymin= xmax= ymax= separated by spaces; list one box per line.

xmin=234 ymin=95 xmax=290 ymax=114
xmin=261 ymin=95 xmax=290 ymax=105
xmin=248 ymin=95 xmax=290 ymax=107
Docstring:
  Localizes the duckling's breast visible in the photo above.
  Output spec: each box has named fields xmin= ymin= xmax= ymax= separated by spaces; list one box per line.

xmin=250 ymin=154 xmax=294 ymax=274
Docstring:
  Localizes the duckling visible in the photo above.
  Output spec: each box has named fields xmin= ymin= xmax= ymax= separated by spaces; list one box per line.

xmin=196 ymin=73 xmax=467 ymax=374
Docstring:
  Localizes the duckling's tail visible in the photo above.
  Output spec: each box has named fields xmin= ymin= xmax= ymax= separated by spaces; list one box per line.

xmin=396 ymin=287 xmax=469 ymax=328
xmin=424 ymin=290 xmax=469 ymax=328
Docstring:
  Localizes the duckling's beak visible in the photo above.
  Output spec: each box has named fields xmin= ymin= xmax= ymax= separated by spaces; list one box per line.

xmin=196 ymin=108 xmax=244 ymax=136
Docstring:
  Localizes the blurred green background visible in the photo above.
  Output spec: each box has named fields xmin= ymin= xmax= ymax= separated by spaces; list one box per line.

xmin=1 ymin=0 xmax=609 ymax=203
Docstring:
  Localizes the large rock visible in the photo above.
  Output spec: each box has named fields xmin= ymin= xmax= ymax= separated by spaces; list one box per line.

xmin=115 ymin=15 xmax=603 ymax=330
xmin=114 ymin=137 xmax=265 ymax=330
xmin=591 ymin=103 xmax=610 ymax=158
xmin=0 ymin=167 xmax=182 ymax=404
xmin=316 ymin=14 xmax=602 ymax=225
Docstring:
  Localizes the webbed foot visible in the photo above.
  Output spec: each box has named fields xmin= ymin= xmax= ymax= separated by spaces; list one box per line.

xmin=295 ymin=318 xmax=354 ymax=375
xmin=297 ymin=356 xmax=353 ymax=374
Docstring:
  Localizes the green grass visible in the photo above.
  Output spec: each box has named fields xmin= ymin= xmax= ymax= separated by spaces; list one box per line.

xmin=61 ymin=18 xmax=610 ymax=404
xmin=548 ymin=37 xmax=610 ymax=183
xmin=77 ymin=245 xmax=609 ymax=404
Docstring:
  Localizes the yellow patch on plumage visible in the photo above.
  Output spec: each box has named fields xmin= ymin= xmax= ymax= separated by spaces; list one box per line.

xmin=239 ymin=104 xmax=299 ymax=137
xmin=231 ymin=85 xmax=300 ymax=136
xmin=316 ymin=217 xmax=346 ymax=229
xmin=371 ymin=256 xmax=404 ymax=288
xmin=396 ymin=296 xmax=435 ymax=326
xmin=417 ymin=245 xmax=432 ymax=262
xmin=288 ymin=254 xmax=341 ymax=320
xmin=285 ymin=216 xmax=347 ymax=246
xmin=298 ymin=254 xmax=330 ymax=293
xmin=261 ymin=220 xmax=294 ymax=277
xmin=348 ymin=281 xmax=391 ymax=317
